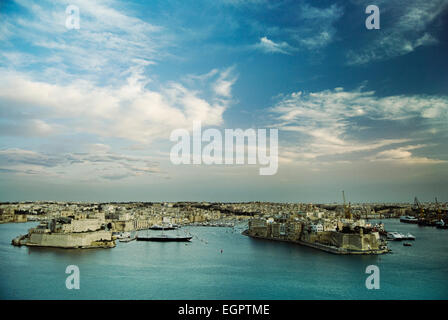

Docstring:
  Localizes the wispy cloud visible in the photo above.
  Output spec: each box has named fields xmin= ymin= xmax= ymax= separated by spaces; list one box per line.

xmin=248 ymin=3 xmax=343 ymax=55
xmin=0 ymin=0 xmax=169 ymax=82
xmin=294 ymin=3 xmax=343 ymax=49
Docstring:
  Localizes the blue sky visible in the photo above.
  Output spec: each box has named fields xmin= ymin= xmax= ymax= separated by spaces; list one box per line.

xmin=0 ymin=0 xmax=447 ymax=202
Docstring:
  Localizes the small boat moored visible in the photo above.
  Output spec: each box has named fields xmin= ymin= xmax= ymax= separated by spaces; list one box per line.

xmin=117 ymin=232 xmax=131 ymax=239
xmin=119 ymin=231 xmax=137 ymax=242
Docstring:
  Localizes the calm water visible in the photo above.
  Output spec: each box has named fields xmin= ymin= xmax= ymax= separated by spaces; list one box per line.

xmin=1 ymin=219 xmax=447 ymax=299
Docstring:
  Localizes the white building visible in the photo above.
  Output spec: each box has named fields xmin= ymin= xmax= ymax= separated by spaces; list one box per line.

xmin=310 ymin=223 xmax=324 ymax=233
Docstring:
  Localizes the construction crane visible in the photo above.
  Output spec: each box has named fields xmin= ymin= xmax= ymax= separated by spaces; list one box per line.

xmin=413 ymin=196 xmax=419 ymax=211
xmin=414 ymin=197 xmax=427 ymax=225
xmin=414 ymin=196 xmax=425 ymax=219
xmin=435 ymin=197 xmax=442 ymax=221
xmin=342 ymin=190 xmax=352 ymax=220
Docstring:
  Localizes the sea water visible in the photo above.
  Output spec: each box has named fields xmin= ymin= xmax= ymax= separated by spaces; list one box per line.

xmin=1 ymin=219 xmax=447 ymax=299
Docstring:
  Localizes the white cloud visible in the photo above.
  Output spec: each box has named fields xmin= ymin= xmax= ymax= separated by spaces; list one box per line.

xmin=0 ymin=0 xmax=241 ymax=182
xmin=254 ymin=36 xmax=294 ymax=54
xmin=369 ymin=145 xmax=446 ymax=164
xmin=270 ymin=87 xmax=448 ymax=164
xmin=0 ymin=146 xmax=163 ymax=181
xmin=212 ymin=67 xmax=238 ymax=97
xmin=0 ymin=66 xmax=236 ymax=144
xmin=273 ymin=88 xmax=448 ymax=123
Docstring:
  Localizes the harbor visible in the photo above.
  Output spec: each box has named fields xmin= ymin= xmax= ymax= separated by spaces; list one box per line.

xmin=0 ymin=199 xmax=446 ymax=299
xmin=3 ymin=198 xmax=448 ymax=254
xmin=1 ymin=218 xmax=447 ymax=299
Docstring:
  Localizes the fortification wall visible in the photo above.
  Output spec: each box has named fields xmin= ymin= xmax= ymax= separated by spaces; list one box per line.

xmin=28 ymin=230 xmax=113 ymax=248
xmin=61 ymin=219 xmax=102 ymax=233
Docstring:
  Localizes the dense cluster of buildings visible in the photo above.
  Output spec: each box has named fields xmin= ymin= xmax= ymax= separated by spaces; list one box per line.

xmin=1 ymin=200 xmax=433 ymax=252
xmin=0 ymin=200 xmax=421 ymax=228
xmin=1 ymin=202 xmax=238 ymax=230
xmin=245 ymin=212 xmax=389 ymax=254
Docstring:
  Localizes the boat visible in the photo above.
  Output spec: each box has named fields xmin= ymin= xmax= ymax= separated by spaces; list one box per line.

xmin=435 ymin=220 xmax=448 ymax=229
xmin=400 ymin=216 xmax=419 ymax=224
xmin=119 ymin=231 xmax=137 ymax=242
xmin=149 ymin=224 xmax=176 ymax=230
xmin=386 ymin=232 xmax=405 ymax=241
xmin=136 ymin=235 xmax=192 ymax=242
xmin=402 ymin=233 xmax=415 ymax=240
xmin=137 ymin=226 xmax=192 ymax=242
xmin=387 ymin=231 xmax=415 ymax=241
xmin=403 ymin=242 xmax=412 ymax=247
xmin=116 ymin=232 xmax=131 ymax=239
xmin=119 ymin=237 xmax=136 ymax=242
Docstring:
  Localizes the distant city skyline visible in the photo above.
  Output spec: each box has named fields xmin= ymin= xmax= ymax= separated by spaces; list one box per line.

xmin=1 ymin=0 xmax=448 ymax=202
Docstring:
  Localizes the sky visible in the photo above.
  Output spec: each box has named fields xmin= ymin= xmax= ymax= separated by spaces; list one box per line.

xmin=0 ymin=0 xmax=447 ymax=203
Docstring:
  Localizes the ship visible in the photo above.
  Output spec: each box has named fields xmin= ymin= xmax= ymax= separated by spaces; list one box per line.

xmin=386 ymin=231 xmax=405 ymax=241
xmin=436 ymin=220 xmax=448 ymax=229
xmin=386 ymin=231 xmax=415 ymax=241
xmin=137 ymin=226 xmax=192 ymax=242
xmin=400 ymin=216 xmax=419 ymax=224
xmin=149 ymin=224 xmax=177 ymax=230
xmin=402 ymin=233 xmax=416 ymax=240
xmin=136 ymin=234 xmax=192 ymax=242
